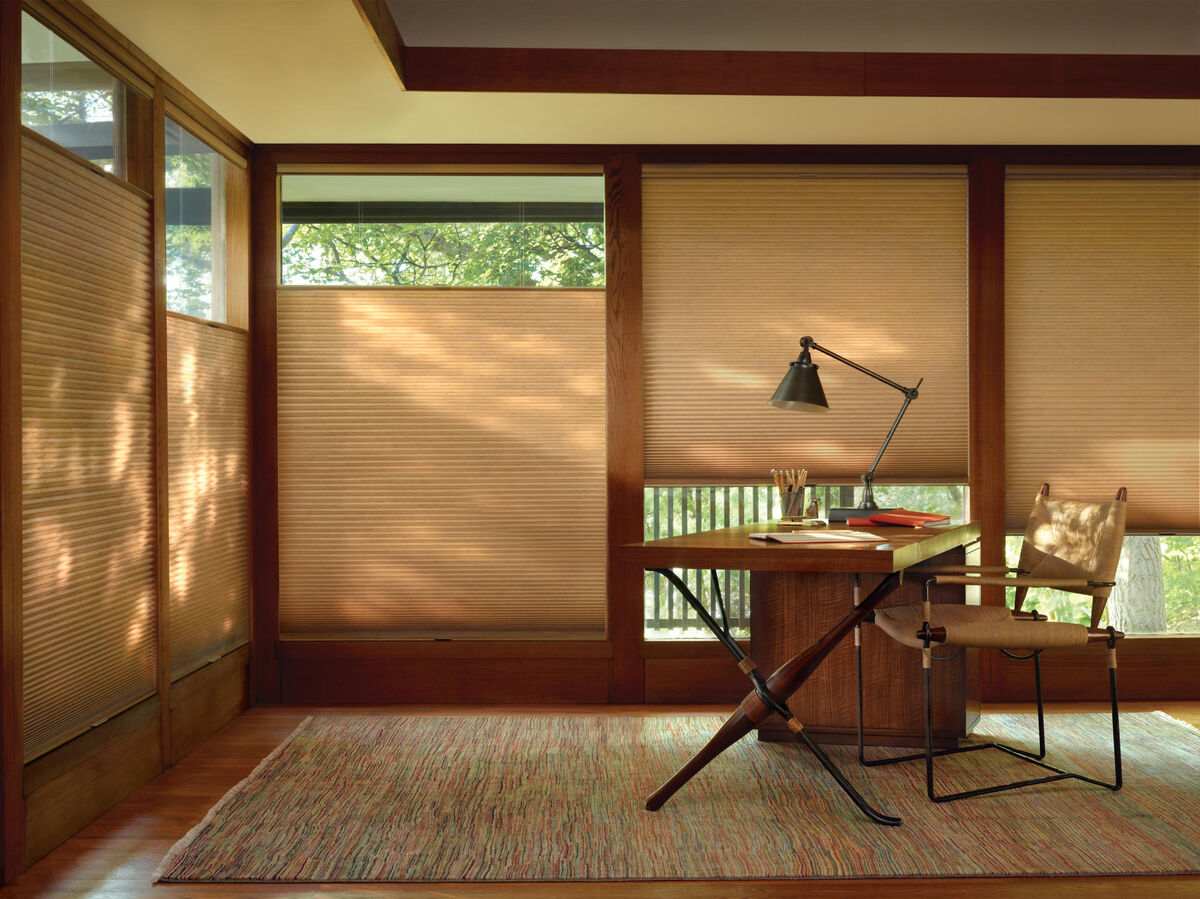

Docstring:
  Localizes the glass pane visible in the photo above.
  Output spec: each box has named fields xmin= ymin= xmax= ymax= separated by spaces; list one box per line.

xmin=279 ymin=175 xmax=605 ymax=287
xmin=1004 ymin=534 xmax=1200 ymax=634
xmin=867 ymin=485 xmax=965 ymax=519
xmin=1158 ymin=536 xmax=1199 ymax=634
xmin=20 ymin=12 xmax=122 ymax=175
xmin=165 ymin=118 xmax=227 ymax=321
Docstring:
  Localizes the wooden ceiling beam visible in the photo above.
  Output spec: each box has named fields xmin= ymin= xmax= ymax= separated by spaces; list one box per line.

xmin=403 ymin=47 xmax=1200 ymax=99
xmin=352 ymin=0 xmax=408 ymax=90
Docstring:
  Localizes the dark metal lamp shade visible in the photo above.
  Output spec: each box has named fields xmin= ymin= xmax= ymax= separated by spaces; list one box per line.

xmin=768 ymin=336 xmax=923 ymax=513
xmin=768 ymin=353 xmax=829 ymax=412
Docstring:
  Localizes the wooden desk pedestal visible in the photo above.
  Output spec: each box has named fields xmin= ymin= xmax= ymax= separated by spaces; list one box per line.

xmin=752 ymin=546 xmax=979 ymax=748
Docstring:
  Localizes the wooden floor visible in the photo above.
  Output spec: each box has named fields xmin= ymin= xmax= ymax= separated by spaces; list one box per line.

xmin=8 ymin=702 xmax=1200 ymax=898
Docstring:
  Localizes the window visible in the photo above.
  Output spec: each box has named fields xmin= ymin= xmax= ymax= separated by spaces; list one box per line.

xmin=165 ymin=118 xmax=228 ymax=321
xmin=20 ymin=11 xmax=126 ymax=176
xmin=641 ymin=165 xmax=969 ymax=487
xmin=279 ymin=174 xmax=604 ymax=287
xmin=644 ymin=484 xmax=965 ymax=639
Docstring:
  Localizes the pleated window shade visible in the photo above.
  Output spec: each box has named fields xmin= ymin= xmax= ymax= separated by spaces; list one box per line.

xmin=1005 ymin=166 xmax=1200 ymax=533
xmin=642 ymin=166 xmax=969 ymax=485
xmin=21 ymin=134 xmax=157 ymax=761
xmin=276 ymin=288 xmax=607 ymax=639
xmin=167 ymin=316 xmax=250 ymax=679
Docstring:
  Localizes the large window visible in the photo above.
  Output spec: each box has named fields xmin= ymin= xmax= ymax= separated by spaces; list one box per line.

xmin=280 ymin=174 xmax=604 ymax=287
xmin=165 ymin=118 xmax=228 ymax=322
xmin=20 ymin=11 xmax=127 ymax=176
xmin=1004 ymin=165 xmax=1199 ymax=637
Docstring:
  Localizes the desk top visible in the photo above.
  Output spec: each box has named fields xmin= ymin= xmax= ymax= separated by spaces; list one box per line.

xmin=622 ymin=522 xmax=981 ymax=573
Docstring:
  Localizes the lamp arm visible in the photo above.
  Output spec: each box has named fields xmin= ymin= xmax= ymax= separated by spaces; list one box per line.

xmin=799 ymin=336 xmax=922 ymax=510
xmin=801 ymin=336 xmax=917 ymax=396
xmin=864 ymin=385 xmax=922 ymax=480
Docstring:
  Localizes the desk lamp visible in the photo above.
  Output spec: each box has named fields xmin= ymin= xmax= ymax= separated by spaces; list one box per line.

xmin=769 ymin=335 xmax=922 ymax=516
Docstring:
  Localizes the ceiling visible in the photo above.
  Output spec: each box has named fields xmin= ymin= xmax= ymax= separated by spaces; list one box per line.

xmin=83 ymin=0 xmax=1200 ymax=146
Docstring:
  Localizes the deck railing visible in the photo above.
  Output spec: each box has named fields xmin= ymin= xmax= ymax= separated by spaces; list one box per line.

xmin=643 ymin=484 xmax=853 ymax=638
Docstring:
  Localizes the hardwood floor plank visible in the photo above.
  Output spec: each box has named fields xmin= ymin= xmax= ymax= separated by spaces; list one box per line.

xmin=7 ymin=702 xmax=1198 ymax=897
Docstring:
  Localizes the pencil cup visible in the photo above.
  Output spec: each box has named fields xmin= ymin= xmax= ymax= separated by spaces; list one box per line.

xmin=780 ymin=489 xmax=805 ymax=519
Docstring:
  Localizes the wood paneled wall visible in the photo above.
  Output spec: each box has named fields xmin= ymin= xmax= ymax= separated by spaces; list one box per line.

xmin=1 ymin=0 xmax=27 ymax=879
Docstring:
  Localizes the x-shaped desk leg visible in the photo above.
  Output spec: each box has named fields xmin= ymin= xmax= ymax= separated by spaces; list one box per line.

xmin=645 ymin=568 xmax=904 ymax=826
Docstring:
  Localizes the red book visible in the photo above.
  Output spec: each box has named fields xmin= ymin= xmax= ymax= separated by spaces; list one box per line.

xmin=868 ymin=509 xmax=951 ymax=527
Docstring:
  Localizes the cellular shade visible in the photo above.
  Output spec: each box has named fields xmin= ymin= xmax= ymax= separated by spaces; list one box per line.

xmin=1005 ymin=166 xmax=1200 ymax=533
xmin=167 ymin=316 xmax=250 ymax=679
xmin=21 ymin=134 xmax=156 ymax=760
xmin=276 ymin=287 xmax=606 ymax=639
xmin=641 ymin=165 xmax=969 ymax=485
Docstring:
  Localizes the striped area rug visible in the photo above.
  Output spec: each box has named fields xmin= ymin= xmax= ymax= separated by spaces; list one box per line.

xmin=156 ymin=712 xmax=1200 ymax=882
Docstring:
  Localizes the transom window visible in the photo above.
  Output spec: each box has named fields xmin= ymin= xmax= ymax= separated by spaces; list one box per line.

xmin=279 ymin=174 xmax=604 ymax=288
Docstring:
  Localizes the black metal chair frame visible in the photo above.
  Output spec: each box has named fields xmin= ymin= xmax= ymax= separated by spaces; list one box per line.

xmin=855 ymin=578 xmax=1124 ymax=802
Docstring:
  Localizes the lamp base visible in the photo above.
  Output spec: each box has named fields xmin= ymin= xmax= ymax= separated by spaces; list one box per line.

xmin=827 ymin=507 xmax=897 ymax=523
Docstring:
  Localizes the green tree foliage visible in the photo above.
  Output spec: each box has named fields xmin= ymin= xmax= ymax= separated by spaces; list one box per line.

xmin=281 ymin=221 xmax=604 ymax=288
xmin=21 ymin=87 xmax=115 ymax=170
xmin=21 ymin=87 xmax=109 ymax=127
xmin=1005 ymin=535 xmax=1200 ymax=633
xmin=165 ymin=148 xmax=218 ymax=320
xmin=1162 ymin=537 xmax=1200 ymax=634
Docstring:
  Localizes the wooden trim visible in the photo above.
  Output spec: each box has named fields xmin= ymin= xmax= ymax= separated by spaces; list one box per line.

xmin=122 ymin=86 xmax=154 ymax=194
xmin=21 ymin=696 xmax=160 ymax=867
xmin=645 ymin=657 xmax=749 ymax=704
xmin=223 ymin=163 xmax=250 ymax=329
xmin=350 ymin=0 xmax=407 ymax=90
xmin=988 ymin=147 xmax=1200 ymax=166
xmin=404 ymin=47 xmax=864 ymax=96
xmin=150 ymin=81 xmax=170 ymax=770
xmin=168 ymin=645 xmax=249 ymax=765
xmin=0 ymin=0 xmax=26 ymax=880
xmin=23 ymin=0 xmax=251 ymax=157
xmin=265 ymin=145 xmax=613 ymax=166
xmin=987 ymin=636 xmax=1200 ymax=702
xmin=263 ymin=145 xmax=1199 ymax=169
xmin=641 ymin=640 xmax=749 ymax=659
xmin=279 ymin=657 xmax=611 ymax=705
xmin=248 ymin=148 xmax=280 ymax=703
xmin=967 ymin=153 xmax=1007 ymax=699
xmin=277 ymin=641 xmax=613 ymax=662
xmin=163 ymin=93 xmax=249 ymax=169
xmin=164 ymin=309 xmax=248 ymax=335
xmin=864 ymin=52 xmax=1200 ymax=100
xmin=605 ymin=152 xmax=645 ymax=703
xmin=402 ymin=47 xmax=1200 ymax=99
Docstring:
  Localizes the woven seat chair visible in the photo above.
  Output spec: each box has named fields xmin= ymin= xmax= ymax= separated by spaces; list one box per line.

xmin=857 ymin=483 xmax=1128 ymax=802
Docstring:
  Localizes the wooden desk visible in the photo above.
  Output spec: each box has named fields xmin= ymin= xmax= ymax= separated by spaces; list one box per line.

xmin=622 ymin=521 xmax=982 ymax=821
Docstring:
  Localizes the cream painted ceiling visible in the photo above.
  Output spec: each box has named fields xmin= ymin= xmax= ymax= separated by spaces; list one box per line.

xmin=84 ymin=0 xmax=1200 ymax=145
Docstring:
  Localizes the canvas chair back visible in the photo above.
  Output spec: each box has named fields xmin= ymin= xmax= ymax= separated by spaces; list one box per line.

xmin=1014 ymin=484 xmax=1127 ymax=627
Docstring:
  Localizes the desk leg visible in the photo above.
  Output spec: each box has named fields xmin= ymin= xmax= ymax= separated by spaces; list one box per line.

xmin=645 ymin=569 xmax=904 ymax=825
